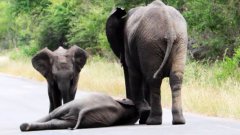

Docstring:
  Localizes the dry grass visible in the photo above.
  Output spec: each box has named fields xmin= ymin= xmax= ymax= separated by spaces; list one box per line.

xmin=78 ymin=58 xmax=125 ymax=97
xmin=182 ymin=61 xmax=240 ymax=119
xmin=0 ymin=56 xmax=45 ymax=81
xmin=160 ymin=77 xmax=240 ymax=119
xmin=0 ymin=56 xmax=240 ymax=119
xmin=182 ymin=84 xmax=240 ymax=119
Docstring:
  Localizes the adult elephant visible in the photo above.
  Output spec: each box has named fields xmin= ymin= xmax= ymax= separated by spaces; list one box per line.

xmin=32 ymin=45 xmax=87 ymax=112
xmin=106 ymin=0 xmax=187 ymax=125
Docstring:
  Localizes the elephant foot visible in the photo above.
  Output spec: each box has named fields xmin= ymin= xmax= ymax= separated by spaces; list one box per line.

xmin=146 ymin=115 xmax=162 ymax=125
xmin=172 ymin=115 xmax=185 ymax=125
xmin=20 ymin=123 xmax=31 ymax=131
xmin=68 ymin=127 xmax=74 ymax=130
xmin=137 ymin=101 xmax=150 ymax=124
xmin=139 ymin=109 xmax=150 ymax=124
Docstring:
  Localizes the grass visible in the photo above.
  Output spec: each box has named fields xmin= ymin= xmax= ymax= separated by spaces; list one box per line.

xmin=181 ymin=61 xmax=240 ymax=118
xmin=78 ymin=57 xmax=125 ymax=97
xmin=0 ymin=54 xmax=240 ymax=119
xmin=0 ymin=56 xmax=45 ymax=81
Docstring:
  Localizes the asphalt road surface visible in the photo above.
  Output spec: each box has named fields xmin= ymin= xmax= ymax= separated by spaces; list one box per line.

xmin=0 ymin=73 xmax=240 ymax=135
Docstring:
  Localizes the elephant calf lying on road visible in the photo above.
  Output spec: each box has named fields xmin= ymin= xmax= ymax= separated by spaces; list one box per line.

xmin=20 ymin=93 xmax=139 ymax=131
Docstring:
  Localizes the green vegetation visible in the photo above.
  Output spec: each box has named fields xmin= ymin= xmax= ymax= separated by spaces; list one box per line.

xmin=1 ymin=0 xmax=239 ymax=58
xmin=0 ymin=0 xmax=239 ymax=119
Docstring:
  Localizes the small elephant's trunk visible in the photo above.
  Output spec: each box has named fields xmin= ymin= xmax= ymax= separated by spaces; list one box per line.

xmin=57 ymin=81 xmax=72 ymax=104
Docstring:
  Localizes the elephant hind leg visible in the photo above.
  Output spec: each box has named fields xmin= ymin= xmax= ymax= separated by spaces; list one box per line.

xmin=36 ymin=114 xmax=51 ymax=123
xmin=20 ymin=119 xmax=75 ymax=131
xmin=169 ymin=71 xmax=185 ymax=125
xmin=169 ymin=40 xmax=186 ymax=124
xmin=37 ymin=104 xmax=69 ymax=123
xmin=146 ymin=78 xmax=163 ymax=125
xmin=20 ymin=123 xmax=31 ymax=131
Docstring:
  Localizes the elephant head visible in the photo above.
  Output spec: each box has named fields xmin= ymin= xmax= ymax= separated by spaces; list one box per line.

xmin=32 ymin=45 xmax=87 ymax=111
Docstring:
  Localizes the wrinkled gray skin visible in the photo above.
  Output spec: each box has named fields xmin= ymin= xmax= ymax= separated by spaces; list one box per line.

xmin=106 ymin=0 xmax=187 ymax=125
xmin=32 ymin=45 xmax=87 ymax=112
xmin=20 ymin=93 xmax=138 ymax=131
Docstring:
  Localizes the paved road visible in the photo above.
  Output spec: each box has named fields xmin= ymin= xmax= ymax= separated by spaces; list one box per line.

xmin=0 ymin=73 xmax=240 ymax=135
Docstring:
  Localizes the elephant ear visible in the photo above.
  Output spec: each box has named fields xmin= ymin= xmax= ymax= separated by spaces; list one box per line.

xmin=116 ymin=98 xmax=135 ymax=107
xmin=32 ymin=48 xmax=53 ymax=78
xmin=68 ymin=45 xmax=87 ymax=72
xmin=106 ymin=7 xmax=126 ymax=59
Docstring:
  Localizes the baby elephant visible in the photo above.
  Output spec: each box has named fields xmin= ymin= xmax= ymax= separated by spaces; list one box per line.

xmin=32 ymin=45 xmax=87 ymax=112
xmin=20 ymin=93 xmax=139 ymax=131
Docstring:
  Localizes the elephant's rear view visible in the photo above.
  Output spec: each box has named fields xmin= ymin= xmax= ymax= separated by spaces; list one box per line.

xmin=106 ymin=0 xmax=187 ymax=125
xmin=32 ymin=45 xmax=87 ymax=112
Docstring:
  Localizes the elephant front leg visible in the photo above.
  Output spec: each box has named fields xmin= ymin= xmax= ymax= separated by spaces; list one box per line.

xmin=170 ymin=71 xmax=185 ymax=125
xmin=146 ymin=79 xmax=162 ymax=125
xmin=20 ymin=119 xmax=75 ymax=131
xmin=49 ymin=88 xmax=62 ymax=112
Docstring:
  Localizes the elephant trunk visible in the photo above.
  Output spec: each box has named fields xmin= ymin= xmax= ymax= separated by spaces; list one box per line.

xmin=57 ymin=81 xmax=72 ymax=104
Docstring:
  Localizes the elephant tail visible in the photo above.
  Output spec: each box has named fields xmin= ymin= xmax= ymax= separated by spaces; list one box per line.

xmin=153 ymin=34 xmax=175 ymax=79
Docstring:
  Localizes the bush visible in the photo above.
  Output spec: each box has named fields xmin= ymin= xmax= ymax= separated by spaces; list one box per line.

xmin=1 ymin=0 xmax=240 ymax=60
xmin=215 ymin=47 xmax=240 ymax=81
xmin=38 ymin=1 xmax=73 ymax=50
xmin=182 ymin=0 xmax=240 ymax=59
xmin=9 ymin=43 xmax=39 ymax=60
xmin=67 ymin=0 xmax=114 ymax=51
